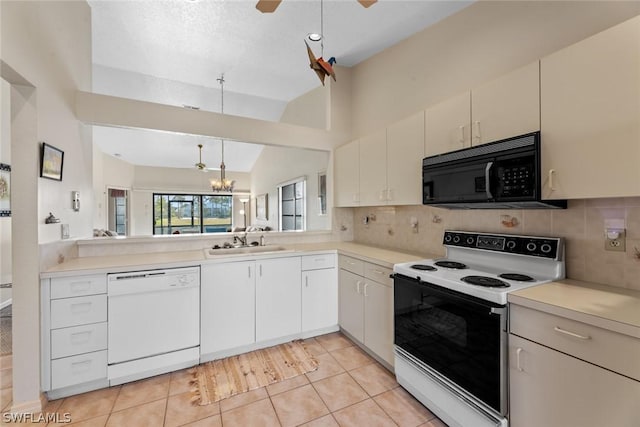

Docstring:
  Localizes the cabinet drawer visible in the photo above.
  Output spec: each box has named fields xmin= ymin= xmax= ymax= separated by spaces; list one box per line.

xmin=339 ymin=255 xmax=364 ymax=276
xmin=50 ymin=274 xmax=107 ymax=299
xmin=50 ymin=295 xmax=107 ymax=329
xmin=51 ymin=350 xmax=107 ymax=390
xmin=510 ymin=304 xmax=640 ymax=381
xmin=51 ymin=322 xmax=108 ymax=360
xmin=364 ymin=263 xmax=393 ymax=287
xmin=302 ymin=254 xmax=336 ymax=271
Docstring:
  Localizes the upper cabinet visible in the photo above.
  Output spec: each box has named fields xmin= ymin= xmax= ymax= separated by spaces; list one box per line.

xmin=386 ymin=112 xmax=425 ymax=205
xmin=334 ymin=140 xmax=360 ymax=207
xmin=335 ymin=112 xmax=425 ymax=207
xmin=425 ymin=61 xmax=540 ymax=157
xmin=359 ymin=129 xmax=388 ymax=206
xmin=540 ymin=16 xmax=640 ymax=200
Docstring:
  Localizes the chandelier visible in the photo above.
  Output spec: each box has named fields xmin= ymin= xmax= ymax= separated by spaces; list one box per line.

xmin=210 ymin=74 xmax=234 ymax=193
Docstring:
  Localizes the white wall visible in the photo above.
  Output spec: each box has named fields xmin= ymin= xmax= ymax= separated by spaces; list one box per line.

xmin=250 ymin=145 xmax=330 ymax=231
xmin=279 ymin=85 xmax=328 ymax=130
xmin=1 ymin=0 xmax=92 ymax=410
xmin=349 ymin=1 xmax=640 ymax=137
xmin=0 ymin=79 xmax=12 ymax=305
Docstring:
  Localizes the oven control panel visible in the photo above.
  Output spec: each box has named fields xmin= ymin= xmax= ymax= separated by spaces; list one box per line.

xmin=443 ymin=231 xmax=562 ymax=259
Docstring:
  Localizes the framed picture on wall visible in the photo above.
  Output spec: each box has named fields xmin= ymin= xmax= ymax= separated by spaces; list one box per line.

xmin=0 ymin=163 xmax=10 ymax=217
xmin=256 ymin=193 xmax=268 ymax=221
xmin=40 ymin=142 xmax=64 ymax=181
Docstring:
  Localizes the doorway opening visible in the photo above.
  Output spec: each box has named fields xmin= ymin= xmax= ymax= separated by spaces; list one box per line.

xmin=107 ymin=188 xmax=128 ymax=235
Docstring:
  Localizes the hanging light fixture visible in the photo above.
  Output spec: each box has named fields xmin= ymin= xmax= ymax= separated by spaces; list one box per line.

xmin=210 ymin=74 xmax=235 ymax=193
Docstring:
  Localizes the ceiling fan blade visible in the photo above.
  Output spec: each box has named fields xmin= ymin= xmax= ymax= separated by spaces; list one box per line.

xmin=357 ymin=0 xmax=377 ymax=8
xmin=256 ymin=0 xmax=282 ymax=13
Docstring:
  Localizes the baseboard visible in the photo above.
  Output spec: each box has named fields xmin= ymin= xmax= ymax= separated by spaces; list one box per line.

xmin=9 ymin=394 xmax=45 ymax=414
xmin=0 ymin=299 xmax=11 ymax=310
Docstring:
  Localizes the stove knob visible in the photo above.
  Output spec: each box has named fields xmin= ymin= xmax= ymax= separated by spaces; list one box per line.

xmin=444 ymin=234 xmax=452 ymax=243
xmin=541 ymin=243 xmax=553 ymax=254
xmin=526 ymin=242 xmax=537 ymax=252
xmin=453 ymin=235 xmax=461 ymax=243
xmin=466 ymin=236 xmax=475 ymax=245
xmin=506 ymin=240 xmax=517 ymax=250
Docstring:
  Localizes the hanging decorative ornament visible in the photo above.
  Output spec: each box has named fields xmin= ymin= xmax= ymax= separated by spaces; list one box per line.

xmin=210 ymin=75 xmax=235 ymax=193
xmin=305 ymin=0 xmax=336 ymax=86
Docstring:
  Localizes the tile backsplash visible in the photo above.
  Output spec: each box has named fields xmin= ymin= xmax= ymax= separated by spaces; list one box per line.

xmin=352 ymin=198 xmax=640 ymax=291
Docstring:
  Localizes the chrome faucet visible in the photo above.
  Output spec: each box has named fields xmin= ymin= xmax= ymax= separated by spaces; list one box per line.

xmin=233 ymin=232 xmax=248 ymax=247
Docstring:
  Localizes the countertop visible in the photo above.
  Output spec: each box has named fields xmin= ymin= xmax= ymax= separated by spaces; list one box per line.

xmin=41 ymin=241 xmax=427 ymax=278
xmin=509 ymin=279 xmax=640 ymax=338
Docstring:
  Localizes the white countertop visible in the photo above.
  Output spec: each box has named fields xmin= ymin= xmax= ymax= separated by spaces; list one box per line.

xmin=41 ymin=241 xmax=427 ymax=278
xmin=509 ymin=279 xmax=640 ymax=338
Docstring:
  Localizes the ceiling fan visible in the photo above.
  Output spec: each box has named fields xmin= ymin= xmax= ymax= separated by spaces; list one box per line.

xmin=256 ymin=0 xmax=376 ymax=13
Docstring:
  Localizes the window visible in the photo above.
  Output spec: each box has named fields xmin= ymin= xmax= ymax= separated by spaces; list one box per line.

xmin=278 ymin=179 xmax=305 ymax=231
xmin=153 ymin=194 xmax=232 ymax=235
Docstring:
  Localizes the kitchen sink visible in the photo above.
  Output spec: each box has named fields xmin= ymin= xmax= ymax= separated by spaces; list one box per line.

xmin=204 ymin=245 xmax=292 ymax=258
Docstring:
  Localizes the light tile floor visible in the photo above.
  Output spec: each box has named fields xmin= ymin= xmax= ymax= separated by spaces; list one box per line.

xmin=0 ymin=332 xmax=448 ymax=426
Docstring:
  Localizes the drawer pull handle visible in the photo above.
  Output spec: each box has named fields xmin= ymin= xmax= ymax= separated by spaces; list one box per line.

xmin=70 ymin=302 xmax=92 ymax=313
xmin=554 ymin=326 xmax=591 ymax=340
xmin=364 ymin=283 xmax=369 ymax=297
xmin=356 ymin=281 xmax=361 ymax=294
xmin=372 ymin=269 xmax=385 ymax=275
xmin=70 ymin=331 xmax=92 ymax=344
xmin=516 ymin=347 xmax=524 ymax=372
xmin=347 ymin=261 xmax=355 ymax=265
xmin=70 ymin=282 xmax=91 ymax=292
xmin=71 ymin=359 xmax=92 ymax=373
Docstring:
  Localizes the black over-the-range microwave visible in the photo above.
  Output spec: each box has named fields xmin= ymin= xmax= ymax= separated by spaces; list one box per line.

xmin=422 ymin=131 xmax=567 ymax=209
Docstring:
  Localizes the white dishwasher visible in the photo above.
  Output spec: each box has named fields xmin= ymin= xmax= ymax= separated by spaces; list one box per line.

xmin=107 ymin=266 xmax=200 ymax=385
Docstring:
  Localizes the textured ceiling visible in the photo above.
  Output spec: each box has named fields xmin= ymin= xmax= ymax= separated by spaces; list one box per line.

xmin=89 ymin=0 xmax=472 ymax=170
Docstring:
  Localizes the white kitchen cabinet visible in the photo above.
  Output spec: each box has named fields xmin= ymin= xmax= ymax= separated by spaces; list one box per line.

xmin=471 ymin=61 xmax=540 ymax=146
xmin=425 ymin=91 xmax=471 ymax=156
xmin=201 ymin=261 xmax=256 ymax=356
xmin=334 ymin=140 xmax=360 ymax=207
xmin=338 ymin=268 xmax=365 ymax=342
xmin=540 ymin=16 xmax=640 ymax=199
xmin=386 ymin=111 xmax=425 ymax=205
xmin=41 ymin=274 xmax=109 ymax=398
xmin=509 ymin=303 xmax=640 ymax=427
xmin=338 ymin=255 xmax=395 ymax=367
xmin=425 ymin=62 xmax=540 ymax=157
xmin=301 ymin=254 xmax=338 ymax=333
xmin=256 ymin=257 xmax=302 ymax=342
xmin=358 ymin=128 xmax=388 ymax=206
xmin=509 ymin=334 xmax=640 ymax=427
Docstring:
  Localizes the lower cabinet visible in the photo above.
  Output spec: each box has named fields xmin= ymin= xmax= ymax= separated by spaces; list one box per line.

xmin=256 ymin=257 xmax=302 ymax=342
xmin=338 ymin=255 xmax=394 ymax=367
xmin=509 ymin=303 xmax=640 ymax=427
xmin=201 ymin=261 xmax=256 ymax=355
xmin=301 ymin=254 xmax=338 ymax=333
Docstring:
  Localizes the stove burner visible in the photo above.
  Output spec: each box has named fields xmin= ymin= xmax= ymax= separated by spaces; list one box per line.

xmin=410 ymin=264 xmax=437 ymax=271
xmin=461 ymin=275 xmax=510 ymax=288
xmin=499 ymin=273 xmax=534 ymax=282
xmin=434 ymin=261 xmax=467 ymax=269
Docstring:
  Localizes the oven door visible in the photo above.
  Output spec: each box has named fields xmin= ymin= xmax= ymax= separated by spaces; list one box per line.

xmin=393 ymin=273 xmax=507 ymax=415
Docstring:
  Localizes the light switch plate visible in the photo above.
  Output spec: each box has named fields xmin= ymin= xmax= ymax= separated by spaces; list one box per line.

xmin=61 ymin=224 xmax=69 ymax=240
xmin=604 ymin=229 xmax=625 ymax=252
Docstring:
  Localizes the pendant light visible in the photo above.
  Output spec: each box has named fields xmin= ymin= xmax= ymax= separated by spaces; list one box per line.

xmin=210 ymin=74 xmax=235 ymax=193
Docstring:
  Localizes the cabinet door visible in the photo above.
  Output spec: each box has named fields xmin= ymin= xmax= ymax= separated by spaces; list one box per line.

xmin=359 ymin=128 xmax=388 ymax=206
xmin=256 ymin=257 xmax=302 ymax=342
xmin=302 ymin=268 xmax=338 ymax=332
xmin=471 ymin=61 xmax=540 ymax=146
xmin=425 ymin=91 xmax=471 ymax=156
xmin=201 ymin=262 xmax=255 ymax=355
xmin=363 ymin=281 xmax=394 ymax=367
xmin=509 ymin=334 xmax=640 ymax=427
xmin=387 ymin=111 xmax=425 ymax=205
xmin=334 ymin=140 xmax=360 ymax=207
xmin=540 ymin=16 xmax=640 ymax=199
xmin=338 ymin=269 xmax=364 ymax=342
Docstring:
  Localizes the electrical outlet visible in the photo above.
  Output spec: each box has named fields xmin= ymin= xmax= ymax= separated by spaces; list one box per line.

xmin=604 ymin=229 xmax=625 ymax=252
